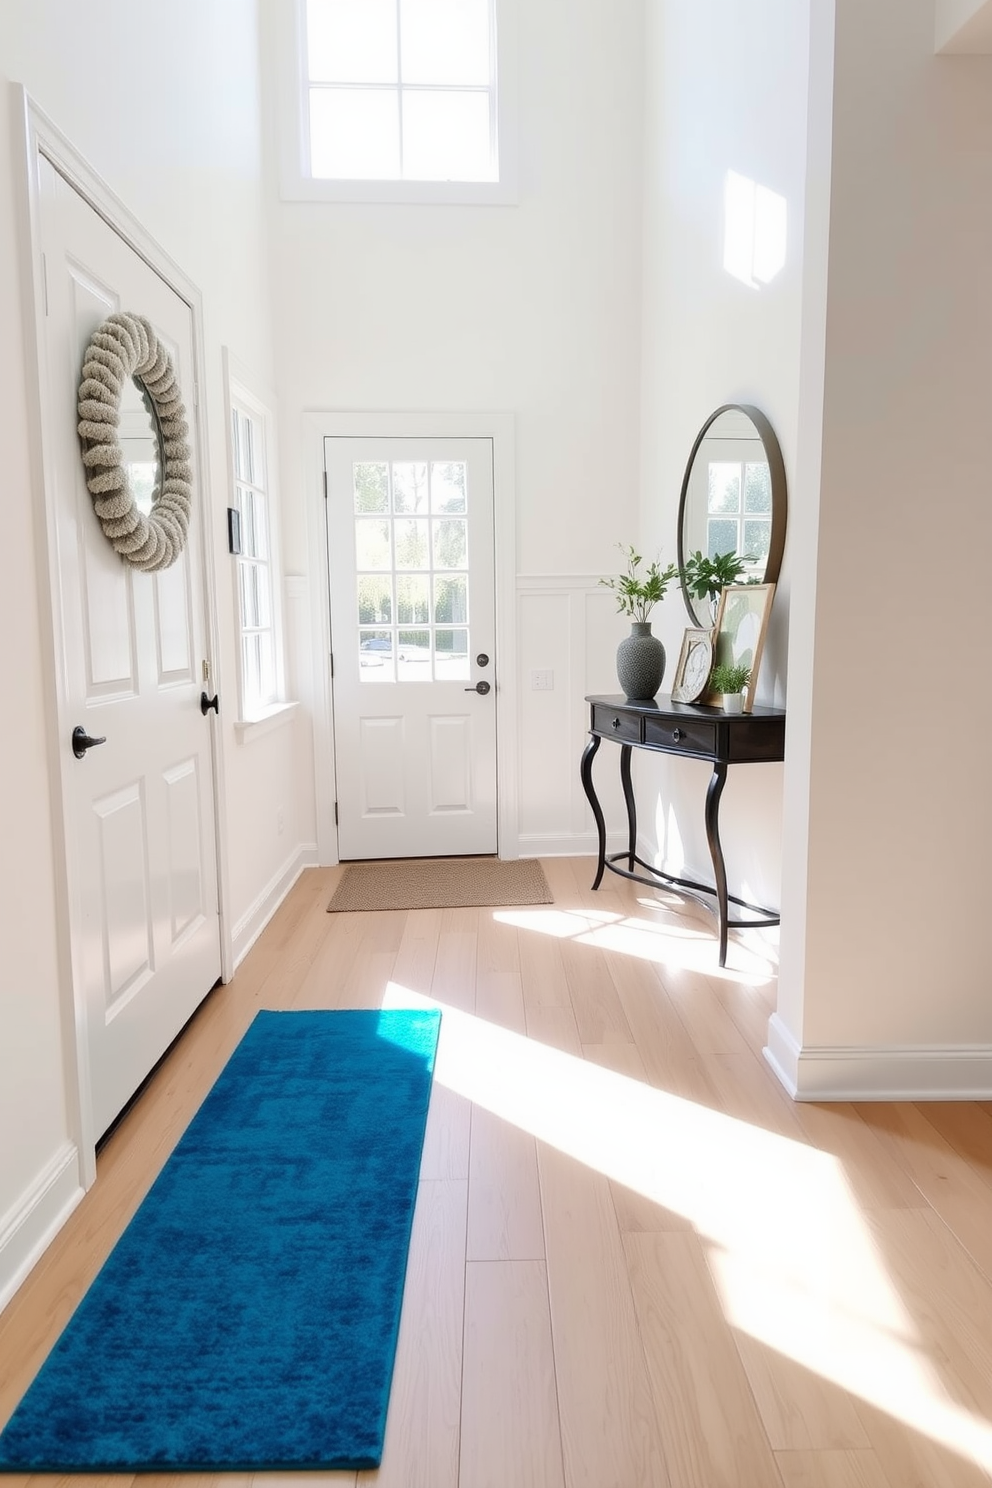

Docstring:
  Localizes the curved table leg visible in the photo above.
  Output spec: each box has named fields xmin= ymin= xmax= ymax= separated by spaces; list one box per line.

xmin=704 ymin=762 xmax=730 ymax=966
xmin=619 ymin=743 xmax=636 ymax=870
xmin=580 ymin=733 xmax=606 ymax=889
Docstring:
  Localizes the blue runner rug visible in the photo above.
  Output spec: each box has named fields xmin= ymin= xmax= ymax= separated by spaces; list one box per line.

xmin=0 ymin=1008 xmax=441 ymax=1472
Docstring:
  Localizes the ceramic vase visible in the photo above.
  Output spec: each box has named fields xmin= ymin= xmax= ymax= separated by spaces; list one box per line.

xmin=616 ymin=621 xmax=666 ymax=700
xmin=722 ymin=692 xmax=744 ymax=715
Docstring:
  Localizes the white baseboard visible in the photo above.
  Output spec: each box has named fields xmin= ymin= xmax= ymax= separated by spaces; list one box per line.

xmin=517 ymin=831 xmax=627 ymax=859
xmin=231 ymin=842 xmax=319 ymax=969
xmin=764 ymin=1014 xmax=992 ymax=1100
xmin=0 ymin=1142 xmax=83 ymax=1316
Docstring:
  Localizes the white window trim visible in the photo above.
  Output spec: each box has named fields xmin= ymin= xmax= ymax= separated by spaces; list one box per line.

xmin=276 ymin=0 xmax=519 ymax=205
xmin=222 ymin=351 xmax=292 ymax=734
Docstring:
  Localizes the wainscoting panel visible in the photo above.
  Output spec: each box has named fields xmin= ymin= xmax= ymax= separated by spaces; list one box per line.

xmin=516 ymin=577 xmax=628 ymax=857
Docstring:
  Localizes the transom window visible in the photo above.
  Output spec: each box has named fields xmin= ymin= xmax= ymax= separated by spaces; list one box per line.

xmin=353 ymin=459 xmax=471 ymax=683
xmin=303 ymin=0 xmax=499 ymax=185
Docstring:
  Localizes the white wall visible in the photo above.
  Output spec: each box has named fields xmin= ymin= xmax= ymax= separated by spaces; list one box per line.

xmin=262 ymin=0 xmax=647 ymax=852
xmin=0 ymin=0 xmax=313 ymax=1307
xmin=635 ymin=0 xmax=817 ymax=906
xmin=772 ymin=0 xmax=992 ymax=1094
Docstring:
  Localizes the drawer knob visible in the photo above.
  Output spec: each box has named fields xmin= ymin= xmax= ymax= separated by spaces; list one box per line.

xmin=672 ymin=728 xmax=684 ymax=741
xmin=611 ymin=717 xmax=621 ymax=730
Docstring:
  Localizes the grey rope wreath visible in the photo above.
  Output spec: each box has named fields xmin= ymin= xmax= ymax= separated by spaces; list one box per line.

xmin=77 ymin=311 xmax=192 ymax=571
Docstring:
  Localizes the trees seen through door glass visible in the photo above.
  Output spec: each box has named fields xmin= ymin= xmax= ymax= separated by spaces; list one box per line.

xmin=355 ymin=460 xmax=471 ymax=681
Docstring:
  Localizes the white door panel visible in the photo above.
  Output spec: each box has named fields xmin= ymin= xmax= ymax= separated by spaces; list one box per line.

xmin=326 ymin=436 xmax=497 ymax=859
xmin=40 ymin=158 xmax=221 ymax=1138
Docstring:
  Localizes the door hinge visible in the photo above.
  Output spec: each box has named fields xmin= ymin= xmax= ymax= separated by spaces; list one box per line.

xmin=334 ymin=801 xmax=339 ymax=825
xmin=323 ymin=470 xmax=328 ymax=499
xmin=329 ymin=652 xmax=334 ymax=678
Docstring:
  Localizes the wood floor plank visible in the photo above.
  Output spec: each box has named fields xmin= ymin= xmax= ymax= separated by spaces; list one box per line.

xmin=605 ymin=950 xmax=720 ymax=1105
xmin=357 ymin=1180 xmax=467 ymax=1488
xmin=659 ymin=963 xmax=752 ymax=1056
xmin=559 ymin=939 xmax=633 ymax=1045
xmin=467 ymin=1104 xmax=545 ymax=1261
xmin=624 ymin=1230 xmax=784 ymax=1487
xmin=252 ymin=1475 xmax=355 ymax=1488
xmin=581 ymin=1041 xmax=691 ymax=1234
xmin=518 ymin=923 xmax=572 ymax=1013
xmin=474 ymin=970 xmax=526 ymax=1032
xmin=774 ymin=1449 xmax=895 ymax=1487
xmin=790 ymin=1102 xmax=922 ymax=1213
xmin=475 ymin=907 xmax=520 ymax=976
xmin=538 ymin=1144 xmax=670 ymax=1488
xmin=707 ymin=1050 xmax=811 ymax=1142
xmin=459 ymin=1261 xmax=564 ymax=1488
xmin=853 ymin=1103 xmax=992 ymax=1283
xmin=389 ymin=908 xmax=442 ymax=999
xmin=912 ymin=1102 xmax=992 ymax=1189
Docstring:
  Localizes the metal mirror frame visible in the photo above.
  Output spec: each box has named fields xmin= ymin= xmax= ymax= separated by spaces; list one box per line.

xmin=676 ymin=403 xmax=787 ymax=626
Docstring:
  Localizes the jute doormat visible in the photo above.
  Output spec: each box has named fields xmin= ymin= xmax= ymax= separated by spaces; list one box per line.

xmin=327 ymin=856 xmax=553 ymax=913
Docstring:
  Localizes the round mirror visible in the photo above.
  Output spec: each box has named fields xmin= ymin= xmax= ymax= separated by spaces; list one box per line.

xmin=118 ymin=376 xmax=161 ymax=517
xmin=676 ymin=404 xmax=787 ymax=627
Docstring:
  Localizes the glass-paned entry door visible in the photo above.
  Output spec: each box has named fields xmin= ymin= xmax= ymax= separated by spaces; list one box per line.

xmin=325 ymin=434 xmax=497 ymax=860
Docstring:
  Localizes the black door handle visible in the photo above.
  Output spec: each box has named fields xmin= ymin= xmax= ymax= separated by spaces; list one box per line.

xmin=72 ymin=725 xmax=107 ymax=758
xmin=200 ymin=691 xmax=219 ymax=716
xmin=464 ymin=681 xmax=491 ymax=695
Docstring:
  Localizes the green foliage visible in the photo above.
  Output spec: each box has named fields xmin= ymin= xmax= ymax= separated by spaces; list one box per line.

xmin=680 ymin=550 xmax=756 ymax=603
xmin=709 ymin=662 xmax=751 ymax=696
xmin=599 ymin=545 xmax=678 ymax=624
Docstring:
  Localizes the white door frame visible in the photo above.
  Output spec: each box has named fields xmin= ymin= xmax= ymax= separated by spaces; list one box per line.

xmin=14 ymin=88 xmax=232 ymax=1186
xmin=304 ymin=411 xmax=519 ymax=864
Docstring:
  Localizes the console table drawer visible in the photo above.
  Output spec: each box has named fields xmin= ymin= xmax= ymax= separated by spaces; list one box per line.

xmin=591 ymin=705 xmax=641 ymax=743
xmin=644 ymin=716 xmax=716 ymax=757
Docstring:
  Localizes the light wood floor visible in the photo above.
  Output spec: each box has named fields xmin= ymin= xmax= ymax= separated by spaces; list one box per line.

xmin=4 ymin=858 xmax=992 ymax=1487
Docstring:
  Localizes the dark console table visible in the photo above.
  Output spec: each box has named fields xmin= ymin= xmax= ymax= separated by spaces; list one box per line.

xmin=580 ymin=694 xmax=786 ymax=966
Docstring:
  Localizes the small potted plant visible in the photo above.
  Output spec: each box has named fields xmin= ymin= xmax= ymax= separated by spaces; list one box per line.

xmin=680 ymin=550 xmax=755 ymax=620
xmin=708 ymin=662 xmax=751 ymax=714
xmin=599 ymin=544 xmax=678 ymax=699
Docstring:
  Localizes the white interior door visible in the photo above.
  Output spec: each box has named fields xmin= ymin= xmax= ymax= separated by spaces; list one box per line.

xmin=325 ymin=436 xmax=497 ymax=859
xmin=39 ymin=158 xmax=221 ymax=1138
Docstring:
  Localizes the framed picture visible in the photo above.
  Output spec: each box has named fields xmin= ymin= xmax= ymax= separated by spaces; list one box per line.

xmin=706 ymin=582 xmax=776 ymax=712
xmin=670 ymin=627 xmax=714 ymax=704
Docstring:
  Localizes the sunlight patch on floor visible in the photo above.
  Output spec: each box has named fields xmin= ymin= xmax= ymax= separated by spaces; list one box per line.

xmin=383 ymin=981 xmax=992 ymax=1473
xmin=494 ymin=905 xmax=776 ymax=985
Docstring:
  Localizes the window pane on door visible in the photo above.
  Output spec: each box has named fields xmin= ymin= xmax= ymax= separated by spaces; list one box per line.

xmin=397 ymin=628 xmax=432 ymax=681
xmin=431 ymin=461 xmax=467 ymax=512
xmin=354 ymin=461 xmax=389 ymax=512
xmin=396 ymin=574 xmax=430 ymax=623
xmin=358 ymin=574 xmax=392 ymax=623
xmin=393 ymin=462 xmax=429 ymax=513
xmin=435 ymin=574 xmax=467 ymax=623
xmin=394 ymin=518 xmax=429 ymax=568
xmin=355 ymin=518 xmax=391 ymax=569
xmin=433 ymin=518 xmax=467 ymax=569
xmin=359 ymin=628 xmax=396 ymax=682
xmin=436 ymin=627 xmax=470 ymax=680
